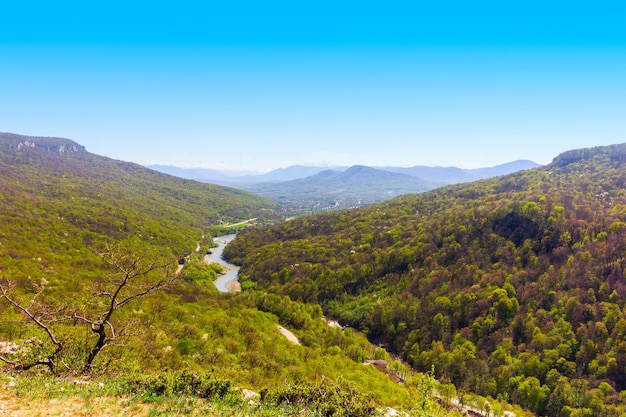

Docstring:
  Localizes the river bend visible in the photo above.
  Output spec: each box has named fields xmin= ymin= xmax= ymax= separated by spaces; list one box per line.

xmin=204 ymin=234 xmax=240 ymax=293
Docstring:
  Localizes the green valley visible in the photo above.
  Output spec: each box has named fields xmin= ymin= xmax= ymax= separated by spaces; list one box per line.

xmin=0 ymin=133 xmax=461 ymax=416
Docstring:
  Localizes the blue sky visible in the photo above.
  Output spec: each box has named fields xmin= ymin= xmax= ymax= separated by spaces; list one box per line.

xmin=1 ymin=1 xmax=625 ymax=172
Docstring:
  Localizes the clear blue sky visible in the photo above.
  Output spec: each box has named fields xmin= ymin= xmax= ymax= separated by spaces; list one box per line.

xmin=1 ymin=1 xmax=625 ymax=172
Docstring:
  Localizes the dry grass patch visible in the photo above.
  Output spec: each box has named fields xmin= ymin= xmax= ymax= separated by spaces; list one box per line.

xmin=0 ymin=393 xmax=225 ymax=417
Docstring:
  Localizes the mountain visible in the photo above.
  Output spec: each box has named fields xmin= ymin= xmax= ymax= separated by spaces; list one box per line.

xmin=149 ymin=161 xmax=539 ymax=212
xmin=0 ymin=132 xmax=281 ymax=261
xmin=149 ymin=160 xmax=539 ymax=186
xmin=147 ymin=164 xmax=237 ymax=182
xmin=0 ymin=132 xmax=455 ymax=416
xmin=147 ymin=164 xmax=344 ymax=185
xmin=467 ymin=159 xmax=540 ymax=178
xmin=380 ymin=160 xmax=540 ymax=183
xmin=239 ymin=165 xmax=442 ymax=211
xmin=225 ymin=143 xmax=626 ymax=415
xmin=238 ymin=165 xmax=345 ymax=183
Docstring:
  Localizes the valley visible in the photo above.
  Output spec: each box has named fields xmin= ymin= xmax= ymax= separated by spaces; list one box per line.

xmin=0 ymin=132 xmax=463 ymax=417
xmin=2 ymin=132 xmax=626 ymax=416
xmin=3 ymin=2 xmax=621 ymax=416
xmin=149 ymin=161 xmax=539 ymax=213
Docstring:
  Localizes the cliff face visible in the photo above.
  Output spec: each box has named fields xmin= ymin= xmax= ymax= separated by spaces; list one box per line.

xmin=0 ymin=132 xmax=87 ymax=155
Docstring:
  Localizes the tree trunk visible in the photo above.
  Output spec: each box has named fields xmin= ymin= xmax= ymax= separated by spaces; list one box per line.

xmin=83 ymin=325 xmax=107 ymax=373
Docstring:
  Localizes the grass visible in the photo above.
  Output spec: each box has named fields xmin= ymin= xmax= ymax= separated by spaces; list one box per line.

xmin=0 ymin=373 xmax=391 ymax=417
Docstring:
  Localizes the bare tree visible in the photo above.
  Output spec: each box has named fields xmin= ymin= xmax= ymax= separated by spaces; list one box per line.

xmin=0 ymin=242 xmax=177 ymax=375
xmin=75 ymin=243 xmax=177 ymax=373
xmin=0 ymin=278 xmax=71 ymax=374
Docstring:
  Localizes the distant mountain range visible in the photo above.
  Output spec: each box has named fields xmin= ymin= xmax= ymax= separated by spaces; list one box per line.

xmin=148 ymin=160 xmax=540 ymax=211
xmin=148 ymin=160 xmax=539 ymax=185
xmin=239 ymin=165 xmax=441 ymax=210
xmin=148 ymin=164 xmax=342 ymax=184
xmin=377 ymin=160 xmax=541 ymax=184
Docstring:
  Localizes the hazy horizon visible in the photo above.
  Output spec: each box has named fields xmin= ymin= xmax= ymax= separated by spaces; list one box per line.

xmin=1 ymin=1 xmax=624 ymax=171
xmin=146 ymin=159 xmax=541 ymax=176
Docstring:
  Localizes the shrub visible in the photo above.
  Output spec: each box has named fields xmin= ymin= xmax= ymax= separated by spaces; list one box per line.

xmin=130 ymin=370 xmax=234 ymax=401
xmin=262 ymin=380 xmax=377 ymax=417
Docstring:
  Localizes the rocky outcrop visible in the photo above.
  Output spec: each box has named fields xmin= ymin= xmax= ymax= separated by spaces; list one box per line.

xmin=0 ymin=132 xmax=86 ymax=155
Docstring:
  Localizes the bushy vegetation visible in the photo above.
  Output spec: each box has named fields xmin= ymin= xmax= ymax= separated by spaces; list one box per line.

xmin=1 ymin=276 xmax=451 ymax=414
xmin=1 ymin=370 xmax=453 ymax=417
xmin=226 ymin=143 xmax=626 ymax=416
xmin=0 ymin=133 xmax=450 ymax=416
xmin=181 ymin=253 xmax=225 ymax=288
xmin=0 ymin=132 xmax=281 ymax=267
xmin=130 ymin=370 xmax=235 ymax=400
xmin=262 ymin=380 xmax=377 ymax=417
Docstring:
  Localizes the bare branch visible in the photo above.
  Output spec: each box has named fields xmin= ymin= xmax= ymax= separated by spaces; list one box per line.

xmin=0 ymin=278 xmax=64 ymax=374
xmin=0 ymin=354 xmax=15 ymax=366
xmin=80 ymin=248 xmax=177 ymax=373
xmin=73 ymin=314 xmax=97 ymax=326
xmin=26 ymin=285 xmax=42 ymax=311
xmin=114 ymin=277 xmax=174 ymax=311
xmin=0 ymin=243 xmax=178 ymax=375
xmin=93 ymin=290 xmax=115 ymax=299
xmin=0 ymin=280 xmax=63 ymax=353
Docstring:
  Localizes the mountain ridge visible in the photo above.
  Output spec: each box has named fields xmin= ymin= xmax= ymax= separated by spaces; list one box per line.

xmin=148 ymin=160 xmax=539 ymax=212
xmin=0 ymin=132 xmax=281 ymax=259
xmin=239 ymin=165 xmax=441 ymax=211
xmin=147 ymin=160 xmax=540 ymax=185
xmin=379 ymin=159 xmax=540 ymax=183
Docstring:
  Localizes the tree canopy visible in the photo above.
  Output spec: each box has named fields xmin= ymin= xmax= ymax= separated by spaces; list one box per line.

xmin=226 ymin=143 xmax=626 ymax=416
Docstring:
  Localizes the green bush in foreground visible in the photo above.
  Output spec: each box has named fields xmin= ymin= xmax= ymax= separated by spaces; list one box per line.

xmin=132 ymin=371 xmax=378 ymax=417
xmin=262 ymin=380 xmax=377 ymax=417
xmin=131 ymin=370 xmax=234 ymax=401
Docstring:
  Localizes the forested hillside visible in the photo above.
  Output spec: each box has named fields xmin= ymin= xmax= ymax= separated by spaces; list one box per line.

xmin=225 ymin=143 xmax=626 ymax=416
xmin=0 ymin=132 xmax=280 ymax=267
xmin=0 ymin=133 xmax=460 ymax=416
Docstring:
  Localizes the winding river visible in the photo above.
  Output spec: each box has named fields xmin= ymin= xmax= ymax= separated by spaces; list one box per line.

xmin=205 ymin=234 xmax=240 ymax=292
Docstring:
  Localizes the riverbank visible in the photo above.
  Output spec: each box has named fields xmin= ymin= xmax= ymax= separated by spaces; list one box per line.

xmin=204 ymin=234 xmax=240 ymax=293
xmin=225 ymin=278 xmax=241 ymax=292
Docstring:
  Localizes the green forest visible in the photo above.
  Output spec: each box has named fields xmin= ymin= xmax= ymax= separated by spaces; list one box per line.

xmin=225 ymin=143 xmax=626 ymax=416
xmin=0 ymin=133 xmax=472 ymax=416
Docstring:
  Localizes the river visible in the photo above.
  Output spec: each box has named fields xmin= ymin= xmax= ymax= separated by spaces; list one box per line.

xmin=204 ymin=234 xmax=240 ymax=292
